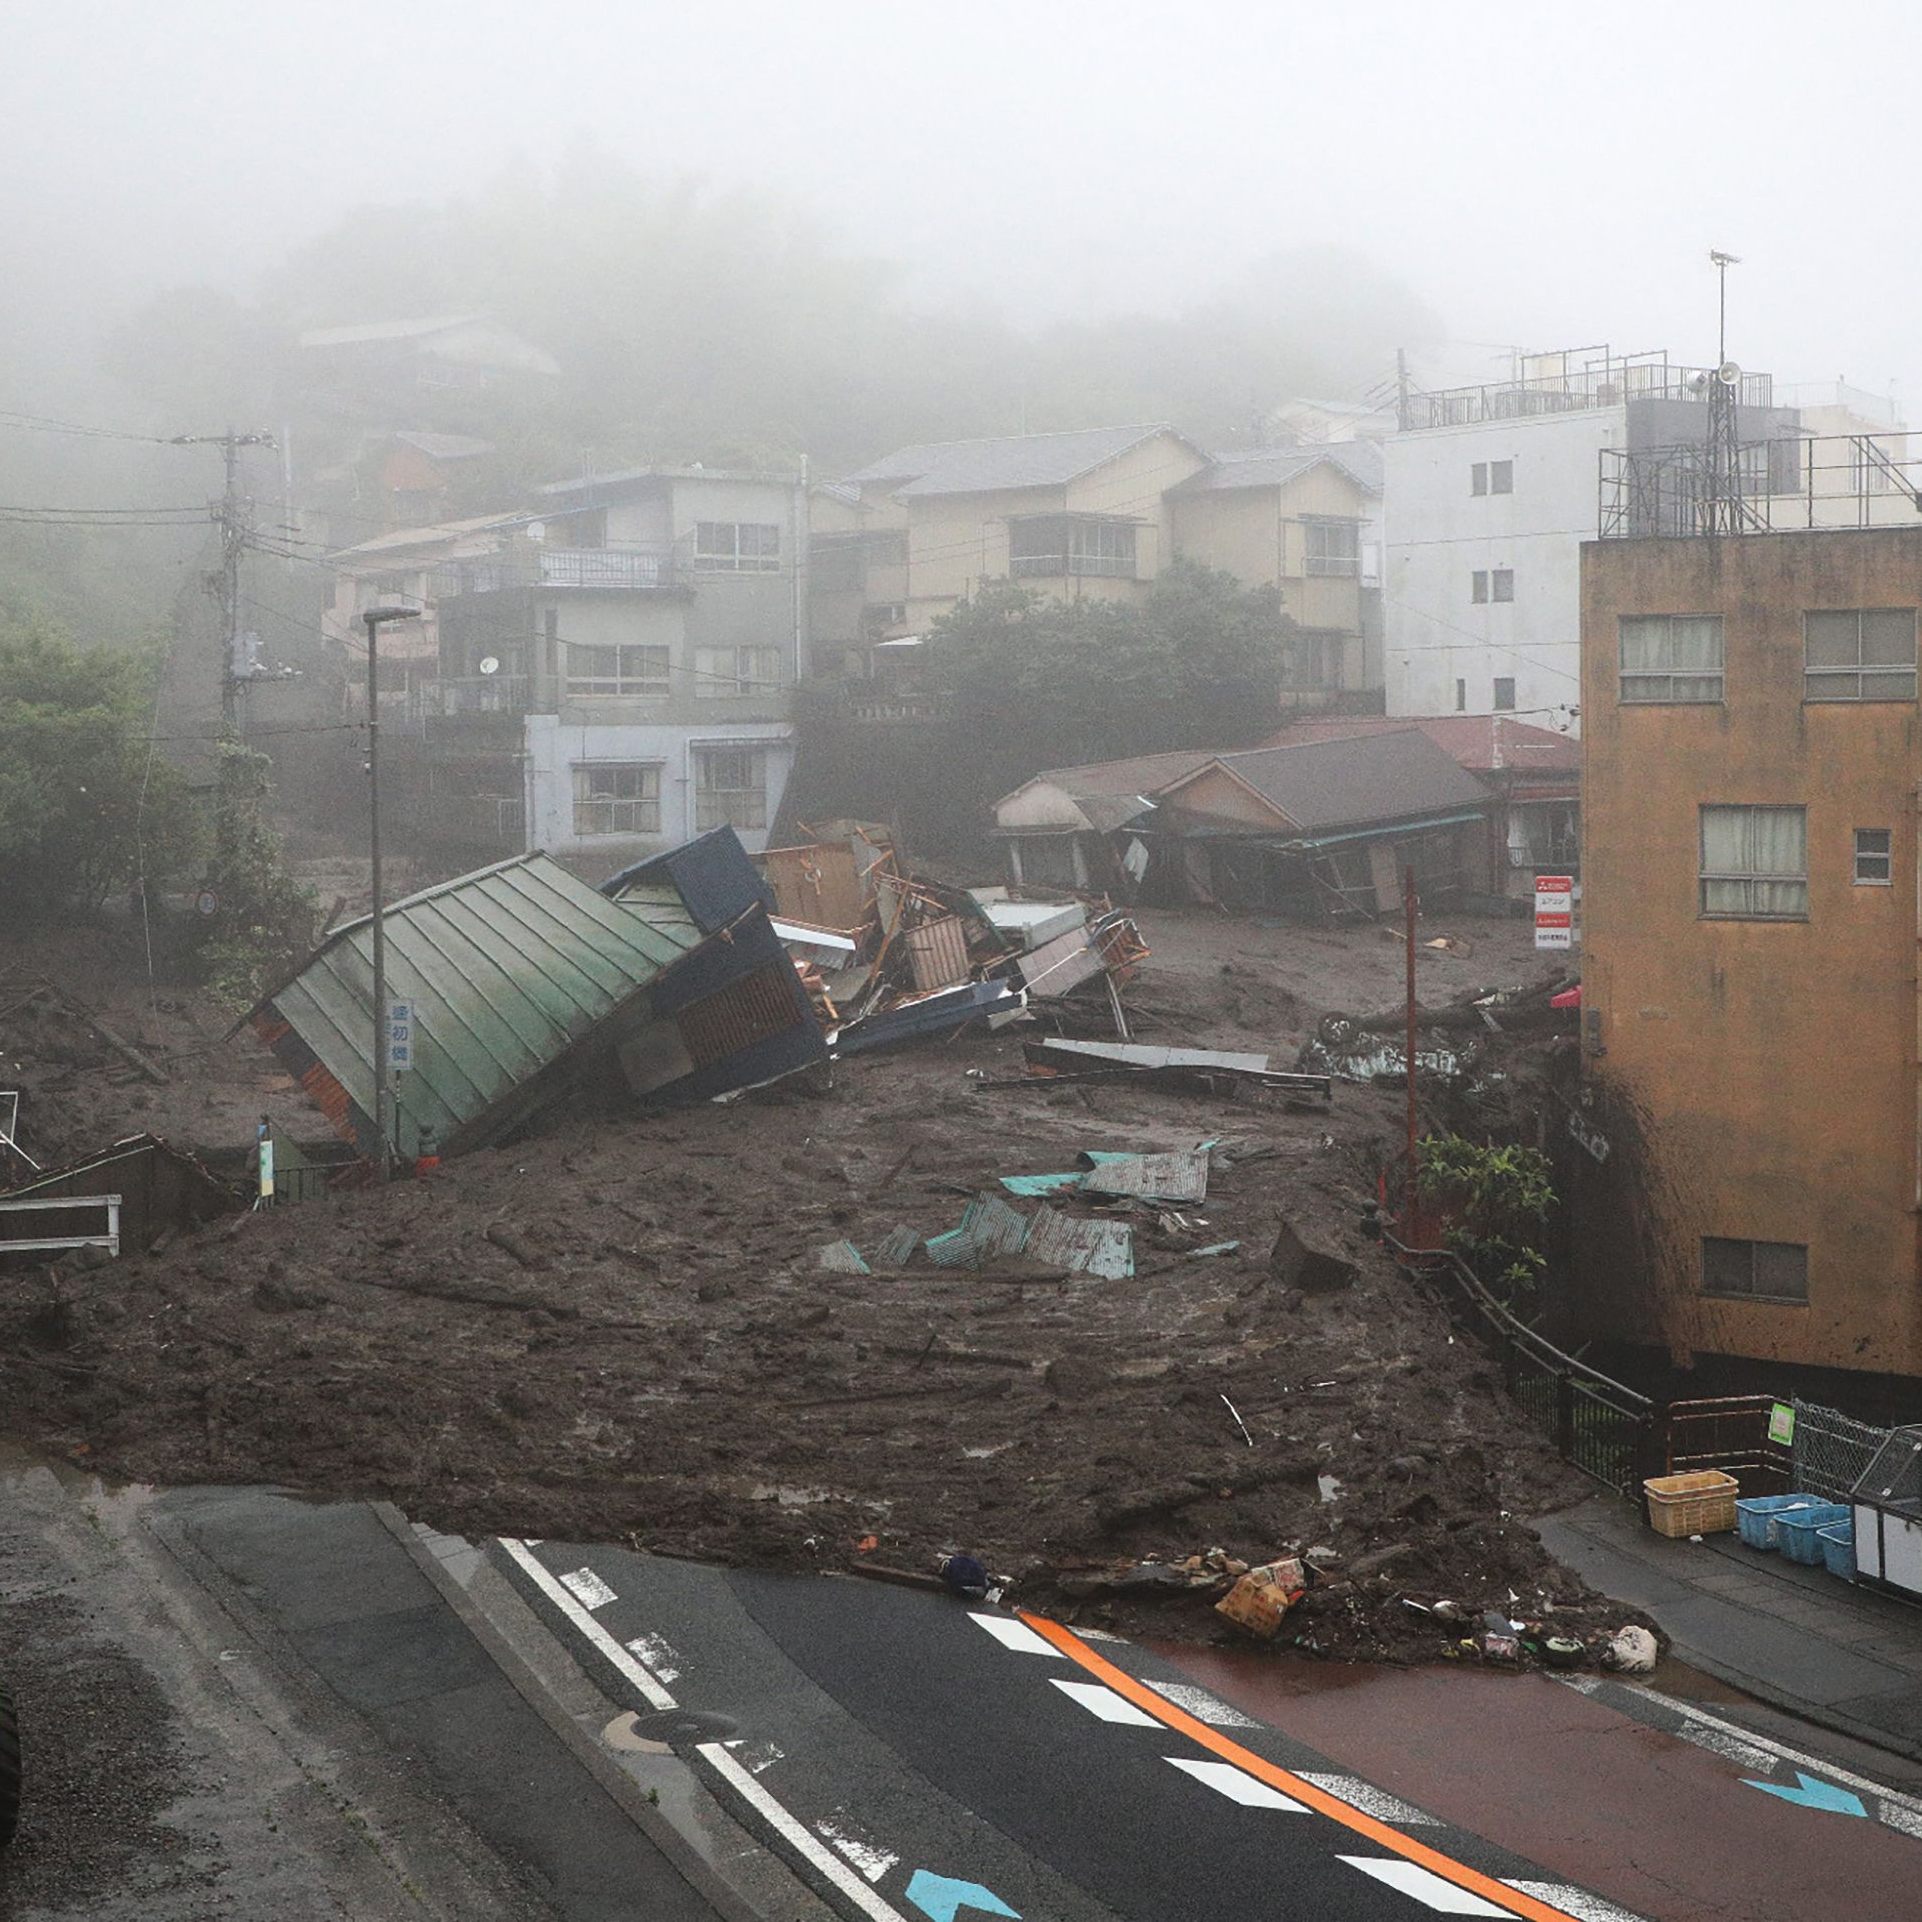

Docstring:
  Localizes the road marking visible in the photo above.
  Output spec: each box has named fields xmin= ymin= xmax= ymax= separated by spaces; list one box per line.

xmin=559 ymin=1565 xmax=619 ymax=1608
xmin=497 ymin=1539 xmax=677 ymax=1710
xmin=627 ymin=1631 xmax=682 ymax=1682
xmin=1671 ymin=1720 xmax=1778 ymax=1772
xmin=696 ymin=1742 xmax=909 ymax=1922
xmin=904 ymin=1868 xmax=1021 ymax=1920
xmin=1144 ymin=1679 xmax=1259 ymax=1727
xmin=1339 ymin=1857 xmax=1515 ymax=1915
xmin=1048 ymin=1678 xmax=1163 ymax=1726
xmin=1018 ymin=1610 xmax=1591 ymax=1922
xmin=1298 ymin=1773 xmax=1443 ymax=1826
xmin=1567 ymin=1676 xmax=1922 ymax=1838
xmin=1165 ymin=1756 xmax=1308 ymax=1809
xmin=1502 ymin=1882 xmax=1647 ymax=1922
xmin=817 ymin=1813 xmax=900 ymax=1882
xmin=724 ymin=1737 xmax=785 ymax=1776
xmin=967 ymin=1613 xmax=1059 ymax=1656
xmin=1740 ymin=1769 xmax=1868 ymax=1817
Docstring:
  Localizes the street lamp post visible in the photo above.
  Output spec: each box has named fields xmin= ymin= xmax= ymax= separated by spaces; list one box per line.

xmin=362 ymin=605 xmax=420 ymax=1177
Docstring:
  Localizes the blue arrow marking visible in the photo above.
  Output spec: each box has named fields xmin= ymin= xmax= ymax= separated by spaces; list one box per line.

xmin=1740 ymin=1770 xmax=1869 ymax=1817
xmin=904 ymin=1869 xmax=1021 ymax=1921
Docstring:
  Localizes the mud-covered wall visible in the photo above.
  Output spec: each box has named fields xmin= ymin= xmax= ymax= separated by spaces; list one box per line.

xmin=1577 ymin=527 xmax=1922 ymax=1376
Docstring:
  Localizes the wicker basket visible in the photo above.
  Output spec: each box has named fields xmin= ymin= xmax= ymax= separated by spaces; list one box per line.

xmin=1644 ymin=1470 xmax=1739 ymax=1538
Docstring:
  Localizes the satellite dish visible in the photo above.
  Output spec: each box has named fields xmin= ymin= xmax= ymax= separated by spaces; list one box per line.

xmin=478 ymin=656 xmax=500 ymax=676
xmin=1717 ymin=361 xmax=1742 ymax=386
xmin=525 ymin=520 xmax=546 ymax=542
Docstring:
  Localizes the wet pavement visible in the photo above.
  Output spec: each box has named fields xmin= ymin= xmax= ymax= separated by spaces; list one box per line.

xmin=1155 ymin=1643 xmax=1922 ymax=1922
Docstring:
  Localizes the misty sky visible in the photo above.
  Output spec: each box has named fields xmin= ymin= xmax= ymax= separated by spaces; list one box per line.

xmin=3 ymin=0 xmax=1916 ymax=415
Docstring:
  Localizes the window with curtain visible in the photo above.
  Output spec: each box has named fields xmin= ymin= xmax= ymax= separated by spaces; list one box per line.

xmin=1804 ymin=609 xmax=1917 ymax=702
xmin=1700 ymin=804 xmax=1807 ymax=918
xmin=1620 ymin=615 xmax=1725 ymax=703
xmin=1303 ymin=519 xmax=1359 ymax=576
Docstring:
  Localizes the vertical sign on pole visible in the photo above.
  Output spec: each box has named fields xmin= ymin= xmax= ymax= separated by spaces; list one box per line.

xmin=1534 ymin=874 xmax=1574 ymax=952
xmin=386 ymin=999 xmax=414 ymax=1072
xmin=256 ymin=1116 xmax=274 ymax=1206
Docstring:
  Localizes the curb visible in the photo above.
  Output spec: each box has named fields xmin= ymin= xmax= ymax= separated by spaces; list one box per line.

xmin=370 ymin=1504 xmax=789 ymax=1922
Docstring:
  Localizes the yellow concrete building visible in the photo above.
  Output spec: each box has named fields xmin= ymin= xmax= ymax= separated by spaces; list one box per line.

xmin=1578 ymin=519 xmax=1922 ymax=1379
xmin=809 ymin=425 xmax=1382 ymax=704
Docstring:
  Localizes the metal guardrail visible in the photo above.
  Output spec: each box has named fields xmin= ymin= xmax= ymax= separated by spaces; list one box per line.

xmin=1384 ymin=1231 xmax=1656 ymax=1493
xmin=0 ymin=1192 xmax=121 ymax=1256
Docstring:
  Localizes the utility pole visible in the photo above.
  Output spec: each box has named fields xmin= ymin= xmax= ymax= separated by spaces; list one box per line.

xmin=1404 ymin=865 xmax=1421 ymax=1235
xmin=1396 ymin=348 xmax=1411 ymax=431
xmin=363 ymin=604 xmax=421 ymax=1178
xmin=171 ymin=428 xmax=275 ymax=873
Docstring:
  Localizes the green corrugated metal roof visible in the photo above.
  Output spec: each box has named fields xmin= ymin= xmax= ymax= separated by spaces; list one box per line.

xmin=267 ymin=854 xmax=702 ymax=1152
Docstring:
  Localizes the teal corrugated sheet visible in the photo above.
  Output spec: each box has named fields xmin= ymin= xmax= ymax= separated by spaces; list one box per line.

xmin=269 ymin=854 xmax=701 ymax=1150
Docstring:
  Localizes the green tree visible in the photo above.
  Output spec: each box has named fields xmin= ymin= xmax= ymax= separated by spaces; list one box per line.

xmin=0 ymin=621 xmax=198 ymax=915
xmin=1416 ymin=1133 xmax=1556 ymax=1313
xmin=928 ymin=559 xmax=1294 ymax=759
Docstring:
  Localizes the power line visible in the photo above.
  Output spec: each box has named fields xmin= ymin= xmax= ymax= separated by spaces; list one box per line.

xmin=0 ymin=407 xmax=175 ymax=445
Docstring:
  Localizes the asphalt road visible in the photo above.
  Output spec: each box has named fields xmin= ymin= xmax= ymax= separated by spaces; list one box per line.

xmin=497 ymin=1537 xmax=1678 ymax=1921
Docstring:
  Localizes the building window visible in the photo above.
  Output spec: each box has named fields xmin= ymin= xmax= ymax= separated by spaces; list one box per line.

xmin=1804 ymin=608 xmax=1918 ymax=703
xmin=1619 ymin=614 xmax=1725 ymax=704
xmin=1455 ymin=677 xmax=1466 ymax=712
xmin=1009 ymin=516 xmax=1137 ymax=580
xmin=1493 ymin=676 xmax=1516 ymax=711
xmin=572 ymin=762 xmax=662 ymax=836
xmin=1282 ymin=631 xmax=1342 ymax=691
xmin=1490 ymin=568 xmax=1514 ymax=603
xmin=1855 ymin=827 xmax=1893 ymax=885
xmin=694 ymin=645 xmax=784 ymax=698
xmin=1489 ymin=459 xmax=1514 ymax=495
xmin=1471 ymin=463 xmax=1488 ymax=496
xmin=694 ymin=746 xmax=768 ymax=831
xmin=1471 ymin=570 xmax=1488 ymax=604
xmin=1303 ymin=519 xmax=1360 ymax=576
xmin=1702 ymin=1236 xmax=1809 ymax=1305
xmin=1700 ymin=804 xmax=1807 ymax=919
xmin=566 ymin=643 xmax=671 ymax=698
xmin=695 ymin=522 xmax=782 ymax=572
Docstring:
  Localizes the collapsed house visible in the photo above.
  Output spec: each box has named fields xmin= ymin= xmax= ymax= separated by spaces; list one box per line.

xmin=992 ymin=729 xmax=1493 ymax=919
xmin=0 ymin=1133 xmax=241 ymax=1263
xmin=253 ymin=845 xmax=824 ymax=1162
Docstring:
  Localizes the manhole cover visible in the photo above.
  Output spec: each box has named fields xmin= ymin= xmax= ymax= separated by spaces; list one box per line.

xmin=623 ymin=1707 xmax=738 ymax=1745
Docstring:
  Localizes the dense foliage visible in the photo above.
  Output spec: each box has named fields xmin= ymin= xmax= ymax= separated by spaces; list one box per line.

xmin=0 ymin=622 xmax=198 ymax=915
xmin=1416 ymin=1132 xmax=1557 ymax=1313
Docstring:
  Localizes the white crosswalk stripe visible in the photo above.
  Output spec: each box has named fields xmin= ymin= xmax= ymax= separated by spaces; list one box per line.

xmin=1048 ymin=1678 xmax=1163 ymax=1726
xmin=1339 ymin=1857 xmax=1515 ymax=1914
xmin=967 ymin=1612 xmax=1060 ymax=1656
xmin=1164 ymin=1756 xmax=1308 ymax=1810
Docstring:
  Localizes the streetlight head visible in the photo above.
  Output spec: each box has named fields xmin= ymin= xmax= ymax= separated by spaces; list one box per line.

xmin=363 ymin=604 xmax=421 ymax=626
xmin=1709 ymin=249 xmax=1741 ymax=268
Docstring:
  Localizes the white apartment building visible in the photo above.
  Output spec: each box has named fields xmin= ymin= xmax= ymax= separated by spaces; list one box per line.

xmin=329 ymin=465 xmax=807 ymax=866
xmin=1383 ymin=348 xmax=1797 ymax=730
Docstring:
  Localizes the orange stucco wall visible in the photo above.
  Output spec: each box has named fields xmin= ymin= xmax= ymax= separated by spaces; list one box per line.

xmin=1577 ymin=528 xmax=1922 ymax=1375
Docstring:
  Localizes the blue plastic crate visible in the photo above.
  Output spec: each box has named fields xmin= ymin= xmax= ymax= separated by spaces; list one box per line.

xmin=1777 ymin=1504 xmax=1850 ymax=1565
xmin=1818 ymin=1520 xmax=1857 ymax=1581
xmin=1736 ymin=1493 xmax=1821 ymax=1551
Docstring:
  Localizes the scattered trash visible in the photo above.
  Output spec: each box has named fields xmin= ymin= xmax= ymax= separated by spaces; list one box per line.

xmin=1316 ymin=1474 xmax=1342 ymax=1503
xmin=1220 ymin=1393 xmax=1255 ymax=1447
xmin=1188 ymin=1240 xmax=1241 ymax=1259
xmin=1605 ymin=1625 xmax=1659 ymax=1674
xmin=939 ymin=1553 xmax=991 ymax=1600
xmin=1542 ymin=1636 xmax=1585 ymax=1669
xmin=1480 ymin=1632 xmax=1521 ymax=1663
xmin=1214 ymin=1557 xmax=1308 ymax=1639
xmin=815 ymin=1239 xmax=871 ymax=1274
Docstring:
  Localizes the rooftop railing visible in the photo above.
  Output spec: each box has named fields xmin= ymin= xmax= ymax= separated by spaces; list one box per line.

xmin=1598 ymin=431 xmax=1922 ymax=539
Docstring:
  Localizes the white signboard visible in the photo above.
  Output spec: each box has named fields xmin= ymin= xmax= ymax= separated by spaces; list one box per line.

xmin=1535 ymin=874 xmax=1574 ymax=952
xmin=386 ymin=999 xmax=414 ymax=1071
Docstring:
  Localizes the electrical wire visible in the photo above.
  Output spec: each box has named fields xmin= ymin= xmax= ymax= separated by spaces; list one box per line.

xmin=0 ymin=407 xmax=175 ymax=445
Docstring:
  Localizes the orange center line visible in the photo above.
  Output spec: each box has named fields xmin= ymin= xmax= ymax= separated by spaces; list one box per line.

xmin=1016 ymin=1610 xmax=1586 ymax=1922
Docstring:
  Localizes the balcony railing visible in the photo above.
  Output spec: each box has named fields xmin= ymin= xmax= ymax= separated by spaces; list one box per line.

xmin=1599 ymin=431 xmax=1922 ymax=539
xmin=1405 ymin=347 xmax=1775 ymax=430
xmin=429 ymin=545 xmax=685 ymax=597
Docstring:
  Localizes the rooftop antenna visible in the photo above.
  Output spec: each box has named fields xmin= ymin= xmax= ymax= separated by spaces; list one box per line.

xmin=1704 ymin=250 xmax=1745 ymax=536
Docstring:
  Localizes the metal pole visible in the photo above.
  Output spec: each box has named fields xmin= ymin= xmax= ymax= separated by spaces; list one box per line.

xmin=1404 ymin=864 xmax=1419 ymax=1222
xmin=366 ymin=609 xmax=389 ymax=1179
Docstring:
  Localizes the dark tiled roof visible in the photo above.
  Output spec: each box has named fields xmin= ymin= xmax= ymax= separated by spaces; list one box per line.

xmin=1184 ymin=728 xmax=1491 ymax=834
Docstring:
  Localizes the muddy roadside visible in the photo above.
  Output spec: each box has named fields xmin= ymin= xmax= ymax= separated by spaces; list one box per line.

xmin=0 ymin=902 xmax=1643 ymax=1666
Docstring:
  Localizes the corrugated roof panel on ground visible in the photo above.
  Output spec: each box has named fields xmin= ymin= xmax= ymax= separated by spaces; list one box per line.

xmin=1025 ymin=1207 xmax=1134 ymax=1279
xmin=1078 ymin=1150 xmax=1210 ymax=1205
xmin=925 ymin=1195 xmax=1032 ymax=1268
xmin=256 ymin=854 xmax=702 ymax=1158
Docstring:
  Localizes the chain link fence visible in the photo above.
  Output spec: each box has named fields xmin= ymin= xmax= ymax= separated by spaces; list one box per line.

xmin=1791 ymin=1398 xmax=1888 ymax=1502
